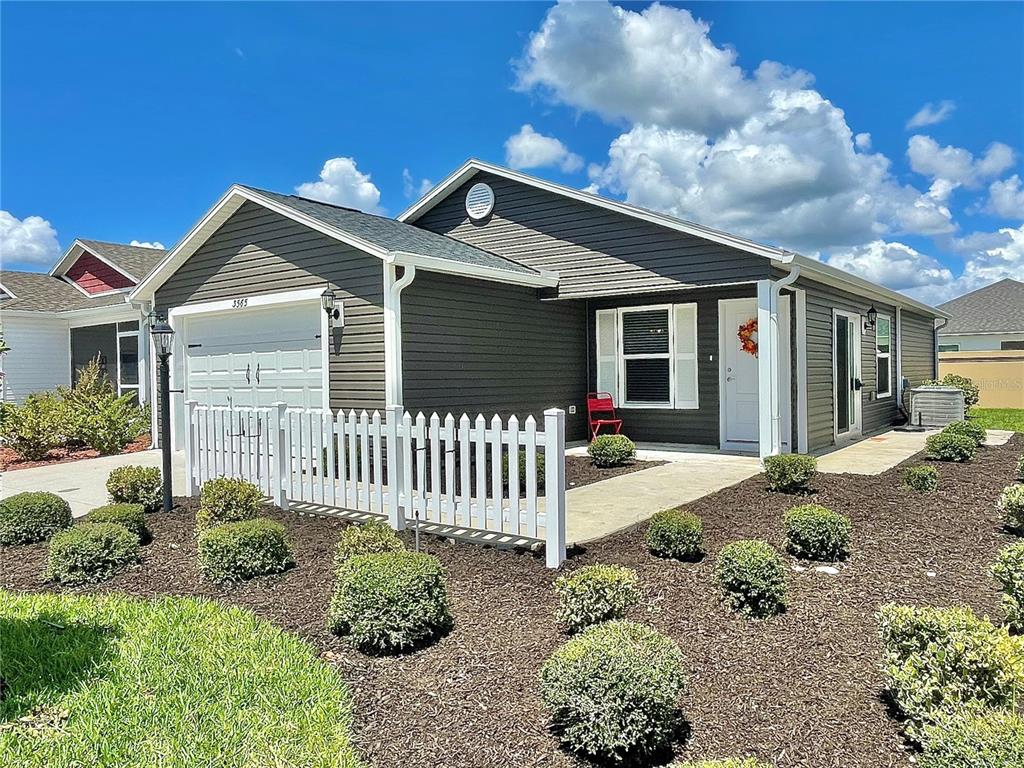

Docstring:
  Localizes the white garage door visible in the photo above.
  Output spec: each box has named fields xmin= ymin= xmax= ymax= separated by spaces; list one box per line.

xmin=185 ymin=303 xmax=324 ymax=410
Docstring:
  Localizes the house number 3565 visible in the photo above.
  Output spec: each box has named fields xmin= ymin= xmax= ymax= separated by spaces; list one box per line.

xmin=232 ymin=298 xmax=248 ymax=308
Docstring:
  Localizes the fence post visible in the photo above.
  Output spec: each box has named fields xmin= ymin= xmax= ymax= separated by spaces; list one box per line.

xmin=385 ymin=405 xmax=405 ymax=530
xmin=543 ymin=408 xmax=566 ymax=569
xmin=271 ymin=401 xmax=289 ymax=510
xmin=185 ymin=400 xmax=199 ymax=496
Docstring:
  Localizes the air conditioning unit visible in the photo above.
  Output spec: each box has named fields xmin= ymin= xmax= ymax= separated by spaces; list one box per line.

xmin=904 ymin=385 xmax=965 ymax=429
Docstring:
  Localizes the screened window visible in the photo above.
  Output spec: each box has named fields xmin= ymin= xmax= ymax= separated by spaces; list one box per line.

xmin=621 ymin=309 xmax=670 ymax=404
xmin=938 ymin=343 xmax=960 ymax=352
xmin=875 ymin=315 xmax=892 ymax=398
xmin=1001 ymin=340 xmax=1024 ymax=350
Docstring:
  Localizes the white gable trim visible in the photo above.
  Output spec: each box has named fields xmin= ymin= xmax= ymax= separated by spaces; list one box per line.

xmin=0 ymin=280 xmax=17 ymax=300
xmin=49 ymin=240 xmax=141 ymax=283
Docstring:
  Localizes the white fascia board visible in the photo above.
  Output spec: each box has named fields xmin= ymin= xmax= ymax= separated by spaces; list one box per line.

xmin=940 ymin=329 xmax=1024 ymax=337
xmin=388 ymin=250 xmax=558 ymax=288
xmin=0 ymin=280 xmax=17 ymax=299
xmin=166 ymin=287 xmax=324 ymax=320
xmin=47 ymin=240 xmax=86 ymax=277
xmin=2 ymin=301 xmax=139 ymax=325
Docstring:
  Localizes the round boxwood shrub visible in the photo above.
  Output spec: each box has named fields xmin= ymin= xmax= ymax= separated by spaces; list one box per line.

xmin=197 ymin=518 xmax=294 ymax=583
xmin=106 ymin=465 xmax=163 ymax=512
xmin=328 ymin=550 xmax=451 ymax=654
xmin=196 ymin=476 xmax=263 ymax=531
xmin=783 ymin=504 xmax=851 ymax=561
xmin=999 ymin=484 xmax=1024 ymax=533
xmin=904 ymin=465 xmax=939 ymax=492
xmin=646 ymin=508 xmax=703 ymax=561
xmin=925 ymin=374 xmax=980 ymax=409
xmin=554 ymin=564 xmax=641 ymax=633
xmin=335 ymin=519 xmax=404 ymax=564
xmin=86 ymin=503 xmax=148 ymax=542
xmin=0 ymin=491 xmax=72 ymax=545
xmin=941 ymin=420 xmax=986 ymax=447
xmin=992 ymin=542 xmax=1024 ymax=632
xmin=502 ymin=450 xmax=546 ymax=492
xmin=539 ymin=620 xmax=685 ymax=763
xmin=925 ymin=432 xmax=976 ymax=462
xmin=763 ymin=453 xmax=816 ymax=493
xmin=920 ymin=709 xmax=1024 ymax=767
xmin=45 ymin=522 xmax=139 ymax=585
xmin=714 ymin=540 xmax=788 ymax=618
xmin=587 ymin=434 xmax=637 ymax=468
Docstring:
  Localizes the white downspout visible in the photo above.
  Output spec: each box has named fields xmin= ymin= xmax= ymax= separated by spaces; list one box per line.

xmin=384 ymin=261 xmax=417 ymax=407
xmin=765 ymin=266 xmax=800 ymax=458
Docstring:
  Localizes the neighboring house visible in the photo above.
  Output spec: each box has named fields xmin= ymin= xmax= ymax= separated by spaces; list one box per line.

xmin=0 ymin=239 xmax=165 ymax=404
xmin=937 ymin=278 xmax=1024 ymax=351
xmin=130 ymin=159 xmax=946 ymax=458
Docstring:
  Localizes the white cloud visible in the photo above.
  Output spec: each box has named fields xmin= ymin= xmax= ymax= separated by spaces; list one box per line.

xmin=295 ymin=157 xmax=384 ymax=213
xmin=907 ymin=135 xmax=1015 ymax=198
xmin=987 ymin=175 xmax=1024 ymax=219
xmin=401 ymin=168 xmax=433 ymax=200
xmin=0 ymin=210 xmax=61 ymax=268
xmin=826 ymin=240 xmax=952 ymax=291
xmin=905 ymin=100 xmax=956 ymax=130
xmin=908 ymin=225 xmax=1024 ymax=304
xmin=129 ymin=239 xmax=165 ymax=249
xmin=504 ymin=124 xmax=583 ymax=173
xmin=855 ymin=132 xmax=872 ymax=151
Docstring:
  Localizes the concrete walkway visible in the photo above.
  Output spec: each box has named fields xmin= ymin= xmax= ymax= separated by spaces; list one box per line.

xmin=1 ymin=450 xmax=187 ymax=517
xmin=816 ymin=427 xmax=1014 ymax=475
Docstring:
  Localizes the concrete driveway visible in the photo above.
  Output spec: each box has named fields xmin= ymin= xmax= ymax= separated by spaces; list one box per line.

xmin=1 ymin=450 xmax=187 ymax=517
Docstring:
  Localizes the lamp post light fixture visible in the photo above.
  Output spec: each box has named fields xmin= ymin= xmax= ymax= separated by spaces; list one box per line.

xmin=321 ymin=286 xmax=340 ymax=325
xmin=865 ymin=305 xmax=878 ymax=330
xmin=150 ymin=317 xmax=175 ymax=513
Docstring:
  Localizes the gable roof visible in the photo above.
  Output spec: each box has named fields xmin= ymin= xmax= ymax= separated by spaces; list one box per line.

xmin=938 ymin=278 xmax=1024 ymax=334
xmin=0 ymin=269 xmax=132 ymax=312
xmin=398 ymin=158 xmax=947 ymax=318
xmin=49 ymin=239 xmax=165 ymax=283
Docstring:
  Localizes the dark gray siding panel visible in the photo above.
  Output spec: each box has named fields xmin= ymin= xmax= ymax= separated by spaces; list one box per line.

xmin=154 ymin=201 xmax=386 ymax=411
xmin=401 ymin=271 xmax=589 ymax=440
xmin=415 ymin=172 xmax=771 ymax=298
xmin=902 ymin=311 xmax=937 ymax=386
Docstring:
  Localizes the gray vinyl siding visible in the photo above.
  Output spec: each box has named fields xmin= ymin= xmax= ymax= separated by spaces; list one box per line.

xmin=414 ymin=172 xmax=771 ymax=299
xmin=901 ymin=311 xmax=937 ymax=386
xmin=154 ymin=201 xmax=386 ymax=411
xmin=401 ymin=271 xmax=588 ymax=440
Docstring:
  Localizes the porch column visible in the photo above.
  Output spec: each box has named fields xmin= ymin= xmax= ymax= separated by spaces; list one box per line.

xmin=756 ymin=280 xmax=777 ymax=459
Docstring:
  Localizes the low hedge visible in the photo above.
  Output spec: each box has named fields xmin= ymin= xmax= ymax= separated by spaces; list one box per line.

xmin=783 ymin=504 xmax=851 ymax=561
xmin=197 ymin=518 xmax=294 ymax=583
xmin=45 ymin=522 xmax=139 ymax=585
xmin=328 ymin=550 xmax=451 ymax=654
xmin=925 ymin=433 xmax=976 ymax=462
xmin=539 ymin=620 xmax=685 ymax=763
xmin=587 ymin=434 xmax=636 ymax=468
xmin=763 ymin=454 xmax=816 ymax=493
xmin=0 ymin=491 xmax=72 ymax=545
xmin=554 ymin=564 xmax=640 ymax=633
xmin=86 ymin=503 xmax=148 ymax=542
xmin=646 ymin=508 xmax=703 ymax=561
xmin=714 ymin=540 xmax=788 ymax=618
xmin=920 ymin=709 xmax=1024 ymax=767
xmin=107 ymin=465 xmax=163 ymax=512
xmin=991 ymin=542 xmax=1024 ymax=633
xmin=941 ymin=420 xmax=986 ymax=447
xmin=196 ymin=477 xmax=263 ymax=531
xmin=998 ymin=484 xmax=1024 ymax=533
xmin=904 ymin=465 xmax=939 ymax=492
xmin=335 ymin=520 xmax=404 ymax=563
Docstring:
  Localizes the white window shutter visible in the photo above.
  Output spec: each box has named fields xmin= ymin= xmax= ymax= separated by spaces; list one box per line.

xmin=673 ymin=303 xmax=699 ymax=409
xmin=595 ymin=309 xmax=618 ymax=398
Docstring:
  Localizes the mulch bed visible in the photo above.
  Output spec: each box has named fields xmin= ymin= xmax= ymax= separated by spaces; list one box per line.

xmin=0 ymin=435 xmax=152 ymax=471
xmin=2 ymin=437 xmax=1021 ymax=768
xmin=566 ymin=454 xmax=663 ymax=488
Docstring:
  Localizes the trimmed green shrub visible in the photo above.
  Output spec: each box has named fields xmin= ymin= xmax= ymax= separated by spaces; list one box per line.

xmin=904 ymin=465 xmax=939 ymax=492
xmin=107 ymin=465 xmax=163 ymax=512
xmin=925 ymin=432 xmax=976 ymax=462
xmin=714 ymin=540 xmax=788 ymax=617
xmin=539 ymin=620 xmax=685 ymax=763
xmin=196 ymin=476 xmax=263 ymax=530
xmin=587 ymin=434 xmax=637 ymax=468
xmin=0 ymin=392 xmax=67 ymax=460
xmin=646 ymin=508 xmax=703 ymax=560
xmin=925 ymin=374 xmax=980 ymax=409
xmin=86 ymin=503 xmax=148 ymax=542
xmin=502 ymin=450 xmax=546 ymax=491
xmin=1017 ymin=453 xmax=1024 ymax=480
xmin=941 ymin=420 xmax=987 ymax=447
xmin=0 ymin=491 xmax=72 ymax=545
xmin=920 ymin=709 xmax=1024 ymax=767
xmin=783 ymin=504 xmax=851 ymax=561
xmin=999 ymin=484 xmax=1024 ymax=533
xmin=763 ymin=453 xmax=816 ymax=493
xmin=992 ymin=542 xmax=1024 ymax=632
xmin=554 ymin=564 xmax=641 ymax=633
xmin=335 ymin=520 xmax=404 ymax=563
xmin=76 ymin=393 xmax=149 ymax=455
xmin=197 ymin=518 xmax=294 ymax=583
xmin=877 ymin=603 xmax=1024 ymax=740
xmin=45 ymin=522 xmax=139 ymax=585
xmin=328 ymin=551 xmax=451 ymax=654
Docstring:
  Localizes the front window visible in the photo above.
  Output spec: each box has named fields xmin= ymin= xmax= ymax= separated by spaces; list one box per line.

xmin=875 ymin=315 xmax=892 ymax=398
xmin=621 ymin=309 xmax=671 ymax=404
xmin=117 ymin=322 xmax=140 ymax=397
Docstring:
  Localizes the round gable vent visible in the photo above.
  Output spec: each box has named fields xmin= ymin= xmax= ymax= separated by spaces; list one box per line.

xmin=465 ymin=182 xmax=495 ymax=220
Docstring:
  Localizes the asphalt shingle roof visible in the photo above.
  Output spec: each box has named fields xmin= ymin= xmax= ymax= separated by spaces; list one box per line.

xmin=0 ymin=270 xmax=131 ymax=312
xmin=78 ymin=239 xmax=166 ymax=280
xmin=938 ymin=278 xmax=1024 ymax=334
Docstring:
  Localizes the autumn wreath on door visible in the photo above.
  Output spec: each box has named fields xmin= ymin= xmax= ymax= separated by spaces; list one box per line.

xmin=737 ymin=318 xmax=758 ymax=357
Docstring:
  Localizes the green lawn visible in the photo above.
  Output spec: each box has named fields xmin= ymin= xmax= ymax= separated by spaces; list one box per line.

xmin=0 ymin=591 xmax=360 ymax=768
xmin=968 ymin=408 xmax=1024 ymax=433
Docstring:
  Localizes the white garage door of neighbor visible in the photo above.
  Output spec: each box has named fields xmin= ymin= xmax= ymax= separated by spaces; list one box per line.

xmin=185 ymin=303 xmax=324 ymax=410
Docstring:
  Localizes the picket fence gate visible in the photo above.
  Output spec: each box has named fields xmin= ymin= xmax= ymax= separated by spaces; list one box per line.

xmin=184 ymin=401 xmax=566 ymax=567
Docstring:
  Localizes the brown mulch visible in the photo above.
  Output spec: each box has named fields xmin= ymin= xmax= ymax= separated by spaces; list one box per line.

xmin=0 ymin=435 xmax=152 ymax=471
xmin=566 ymin=454 xmax=663 ymax=488
xmin=2 ymin=437 xmax=1021 ymax=768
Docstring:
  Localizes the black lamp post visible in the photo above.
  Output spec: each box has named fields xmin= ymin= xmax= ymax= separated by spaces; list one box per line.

xmin=321 ymin=286 xmax=339 ymax=323
xmin=866 ymin=305 xmax=878 ymax=330
xmin=151 ymin=317 xmax=175 ymax=513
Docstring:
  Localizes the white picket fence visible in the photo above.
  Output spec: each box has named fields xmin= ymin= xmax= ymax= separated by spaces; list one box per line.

xmin=184 ymin=401 xmax=566 ymax=567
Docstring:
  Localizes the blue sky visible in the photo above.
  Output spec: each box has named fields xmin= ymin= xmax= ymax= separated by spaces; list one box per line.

xmin=2 ymin=1 xmax=1022 ymax=303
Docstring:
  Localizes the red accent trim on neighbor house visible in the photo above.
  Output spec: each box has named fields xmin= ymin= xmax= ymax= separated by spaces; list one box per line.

xmin=65 ymin=253 xmax=135 ymax=294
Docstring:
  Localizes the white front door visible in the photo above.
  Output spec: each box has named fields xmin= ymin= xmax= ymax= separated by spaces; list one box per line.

xmin=720 ymin=298 xmax=761 ymax=450
xmin=833 ymin=310 xmax=862 ymax=442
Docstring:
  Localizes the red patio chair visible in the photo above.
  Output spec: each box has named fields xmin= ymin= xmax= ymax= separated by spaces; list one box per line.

xmin=587 ymin=392 xmax=623 ymax=441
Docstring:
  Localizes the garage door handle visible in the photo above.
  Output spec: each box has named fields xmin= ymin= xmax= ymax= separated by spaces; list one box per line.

xmin=245 ymin=363 xmax=251 ymax=384
xmin=255 ymin=363 xmax=260 ymax=384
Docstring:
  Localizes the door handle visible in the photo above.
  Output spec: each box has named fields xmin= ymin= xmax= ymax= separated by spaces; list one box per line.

xmin=255 ymin=363 xmax=260 ymax=384
xmin=854 ymin=378 xmax=864 ymax=391
xmin=726 ymin=376 xmax=735 ymax=382
xmin=245 ymin=363 xmax=251 ymax=384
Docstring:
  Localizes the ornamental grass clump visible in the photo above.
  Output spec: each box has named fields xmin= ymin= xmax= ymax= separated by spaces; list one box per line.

xmin=86 ymin=503 xmax=148 ymax=542
xmin=334 ymin=519 xmax=404 ymax=564
xmin=587 ymin=434 xmax=637 ymax=468
xmin=197 ymin=518 xmax=294 ymax=583
xmin=0 ymin=491 xmax=72 ymax=545
xmin=714 ymin=540 xmax=788 ymax=618
xmin=45 ymin=522 xmax=139 ymax=585
xmin=925 ymin=432 xmax=976 ymax=462
xmin=904 ymin=465 xmax=939 ymax=492
xmin=991 ymin=542 xmax=1024 ymax=633
xmin=107 ymin=465 xmax=163 ymax=512
xmin=328 ymin=550 xmax=451 ymax=655
xmin=877 ymin=603 xmax=1024 ymax=741
xmin=196 ymin=476 xmax=263 ymax=530
xmin=783 ymin=504 xmax=851 ymax=561
xmin=941 ymin=420 xmax=986 ymax=447
xmin=919 ymin=709 xmax=1024 ymax=768
xmin=999 ymin=484 xmax=1024 ymax=533
xmin=539 ymin=620 xmax=685 ymax=763
xmin=762 ymin=453 xmax=816 ymax=493
xmin=554 ymin=564 xmax=641 ymax=633
xmin=646 ymin=508 xmax=703 ymax=561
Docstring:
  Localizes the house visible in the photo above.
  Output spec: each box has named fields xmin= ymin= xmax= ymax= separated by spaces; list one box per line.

xmin=0 ymin=239 xmax=164 ymax=404
xmin=937 ymin=278 xmax=1024 ymax=352
xmin=129 ymin=159 xmax=946 ymax=458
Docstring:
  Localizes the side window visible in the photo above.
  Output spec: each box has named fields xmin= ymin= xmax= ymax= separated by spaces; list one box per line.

xmin=875 ymin=315 xmax=891 ymax=397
